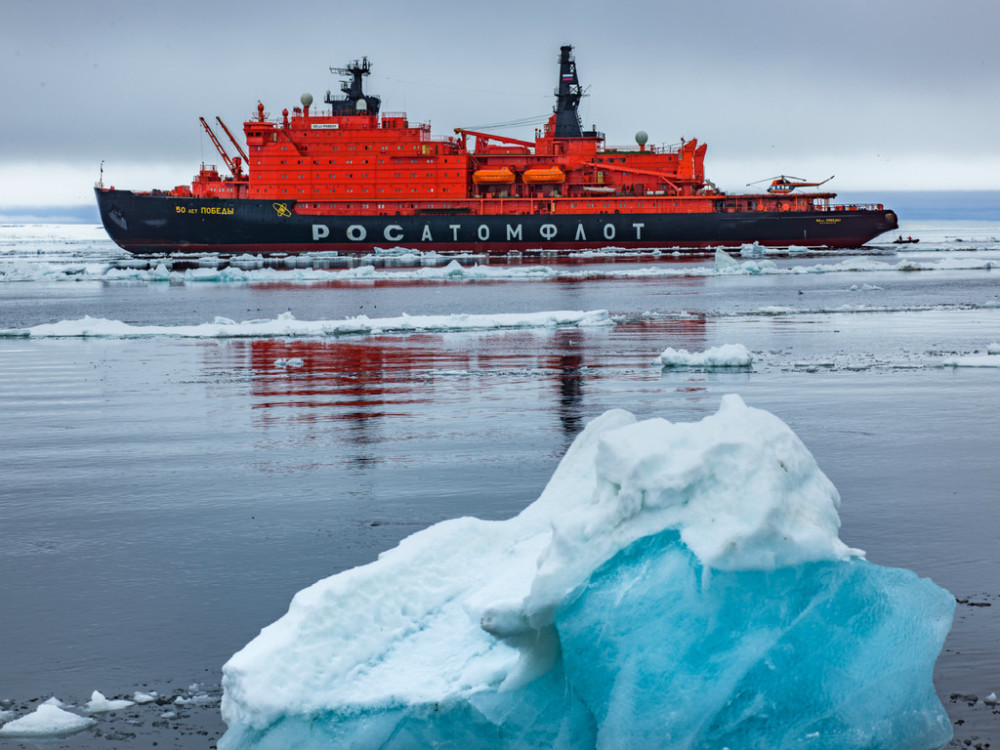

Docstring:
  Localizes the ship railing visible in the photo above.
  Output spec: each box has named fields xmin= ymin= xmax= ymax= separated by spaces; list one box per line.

xmin=602 ymin=143 xmax=680 ymax=155
xmin=815 ymin=203 xmax=885 ymax=211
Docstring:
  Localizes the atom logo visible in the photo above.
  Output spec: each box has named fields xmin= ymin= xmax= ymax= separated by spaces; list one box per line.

xmin=272 ymin=202 xmax=292 ymax=218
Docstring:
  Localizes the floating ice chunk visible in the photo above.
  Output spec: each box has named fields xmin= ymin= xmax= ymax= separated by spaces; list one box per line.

xmin=984 ymin=691 xmax=998 ymax=705
xmin=219 ymin=396 xmax=953 ymax=750
xmin=988 ymin=343 xmax=1000 ymax=355
xmin=175 ymin=693 xmax=216 ymax=705
xmin=133 ymin=691 xmax=157 ymax=704
xmin=715 ymin=248 xmax=777 ymax=274
xmin=0 ymin=703 xmax=95 ymax=738
xmin=85 ymin=690 xmax=135 ymax=712
xmin=715 ymin=248 xmax=741 ymax=271
xmin=656 ymin=343 xmax=752 ymax=368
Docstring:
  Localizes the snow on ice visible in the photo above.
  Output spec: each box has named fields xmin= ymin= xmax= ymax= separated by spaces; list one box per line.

xmin=655 ymin=343 xmax=752 ymax=368
xmin=219 ymin=395 xmax=954 ymax=750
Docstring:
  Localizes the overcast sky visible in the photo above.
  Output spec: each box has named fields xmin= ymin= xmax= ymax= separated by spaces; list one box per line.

xmin=2 ymin=0 xmax=998 ymax=206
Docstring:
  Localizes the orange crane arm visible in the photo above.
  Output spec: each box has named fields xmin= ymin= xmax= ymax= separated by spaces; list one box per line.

xmin=199 ymin=117 xmax=240 ymax=177
xmin=583 ymin=161 xmax=681 ymax=192
xmin=216 ymin=117 xmax=249 ymax=163
xmin=453 ymin=128 xmax=535 ymax=149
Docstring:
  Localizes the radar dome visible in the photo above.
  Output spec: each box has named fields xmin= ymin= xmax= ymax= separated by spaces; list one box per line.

xmin=635 ymin=130 xmax=649 ymax=146
xmin=301 ymin=93 xmax=313 ymax=108
xmin=356 ymin=98 xmax=368 ymax=111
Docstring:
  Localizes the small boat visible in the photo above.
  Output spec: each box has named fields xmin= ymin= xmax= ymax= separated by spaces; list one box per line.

xmin=893 ymin=235 xmax=919 ymax=244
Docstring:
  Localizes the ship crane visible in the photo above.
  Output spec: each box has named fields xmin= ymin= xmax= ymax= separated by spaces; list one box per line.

xmin=198 ymin=117 xmax=244 ymax=179
xmin=747 ymin=175 xmax=834 ymax=194
xmin=215 ymin=116 xmax=249 ymax=163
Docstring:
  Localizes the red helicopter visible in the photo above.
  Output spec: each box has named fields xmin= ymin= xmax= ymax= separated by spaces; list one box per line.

xmin=747 ymin=175 xmax=834 ymax=194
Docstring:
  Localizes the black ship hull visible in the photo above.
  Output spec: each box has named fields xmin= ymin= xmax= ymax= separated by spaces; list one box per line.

xmin=96 ymin=189 xmax=898 ymax=257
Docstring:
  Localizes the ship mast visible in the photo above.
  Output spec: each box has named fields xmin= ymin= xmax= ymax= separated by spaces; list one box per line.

xmin=325 ymin=57 xmax=381 ymax=117
xmin=553 ymin=45 xmax=583 ymax=138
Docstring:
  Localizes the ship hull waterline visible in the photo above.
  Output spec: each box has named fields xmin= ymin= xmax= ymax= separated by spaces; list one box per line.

xmin=96 ymin=189 xmax=898 ymax=257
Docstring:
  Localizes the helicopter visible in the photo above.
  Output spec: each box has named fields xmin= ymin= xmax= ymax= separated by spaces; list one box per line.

xmin=747 ymin=175 xmax=834 ymax=194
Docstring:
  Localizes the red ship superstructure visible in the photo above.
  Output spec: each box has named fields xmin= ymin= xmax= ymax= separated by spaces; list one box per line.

xmin=96 ymin=47 xmax=897 ymax=255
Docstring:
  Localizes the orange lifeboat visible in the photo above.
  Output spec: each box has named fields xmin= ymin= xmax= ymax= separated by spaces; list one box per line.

xmin=522 ymin=166 xmax=565 ymax=184
xmin=472 ymin=167 xmax=515 ymax=185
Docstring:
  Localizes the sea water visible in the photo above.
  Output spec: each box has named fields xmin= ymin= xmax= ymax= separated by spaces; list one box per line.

xmin=1 ymin=197 xmax=999 ymax=746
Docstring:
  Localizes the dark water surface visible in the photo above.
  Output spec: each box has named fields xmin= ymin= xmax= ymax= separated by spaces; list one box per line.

xmin=2 ymin=227 xmax=1000 ymax=746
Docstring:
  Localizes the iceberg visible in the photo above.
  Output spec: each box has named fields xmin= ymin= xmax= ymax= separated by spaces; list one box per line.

xmin=220 ymin=395 xmax=954 ymax=750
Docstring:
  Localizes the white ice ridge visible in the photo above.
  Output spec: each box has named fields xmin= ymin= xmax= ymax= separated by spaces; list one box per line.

xmin=655 ymin=343 xmax=752 ymax=368
xmin=0 ymin=309 xmax=612 ymax=339
xmin=4 ymin=250 xmax=1000 ymax=284
xmin=215 ymin=395 xmax=963 ymax=750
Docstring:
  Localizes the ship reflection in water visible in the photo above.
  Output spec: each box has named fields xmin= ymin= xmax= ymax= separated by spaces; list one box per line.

xmin=212 ymin=317 xmax=709 ymax=464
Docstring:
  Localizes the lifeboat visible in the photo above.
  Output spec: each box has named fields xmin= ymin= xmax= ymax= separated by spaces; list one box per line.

xmin=522 ymin=166 xmax=565 ymax=184
xmin=472 ymin=167 xmax=515 ymax=185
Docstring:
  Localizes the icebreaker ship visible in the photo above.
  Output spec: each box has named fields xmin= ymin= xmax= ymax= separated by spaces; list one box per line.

xmin=220 ymin=395 xmax=954 ymax=750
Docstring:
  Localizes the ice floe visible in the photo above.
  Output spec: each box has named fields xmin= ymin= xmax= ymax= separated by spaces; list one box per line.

xmin=0 ymin=309 xmax=612 ymax=339
xmin=0 ymin=703 xmax=95 ymax=738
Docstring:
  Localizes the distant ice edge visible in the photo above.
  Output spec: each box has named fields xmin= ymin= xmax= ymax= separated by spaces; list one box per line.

xmin=219 ymin=395 xmax=954 ymax=750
